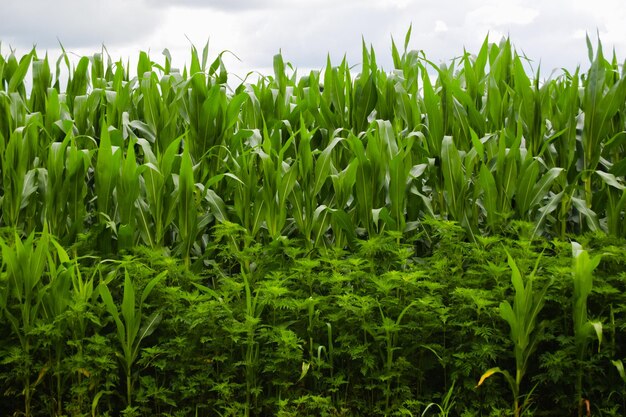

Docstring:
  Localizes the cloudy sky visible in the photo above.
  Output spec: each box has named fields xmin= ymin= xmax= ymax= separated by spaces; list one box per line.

xmin=1 ymin=0 xmax=624 ymax=79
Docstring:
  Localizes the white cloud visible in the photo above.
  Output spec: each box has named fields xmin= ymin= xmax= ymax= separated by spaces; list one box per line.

xmin=466 ymin=2 xmax=539 ymax=27
xmin=148 ymin=0 xmax=283 ymax=11
xmin=570 ymin=0 xmax=626 ymax=48
xmin=435 ymin=20 xmax=449 ymax=33
xmin=0 ymin=0 xmax=163 ymax=48
xmin=2 ymin=0 xmax=626 ymax=77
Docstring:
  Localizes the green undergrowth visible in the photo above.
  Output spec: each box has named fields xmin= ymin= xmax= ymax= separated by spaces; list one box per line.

xmin=1 ymin=220 xmax=625 ymax=417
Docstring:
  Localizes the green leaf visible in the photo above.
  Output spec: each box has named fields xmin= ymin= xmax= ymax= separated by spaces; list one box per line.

xmin=225 ymin=92 xmax=249 ymax=131
xmin=205 ymin=188 xmax=228 ymax=223
xmin=178 ymin=145 xmax=198 ymax=260
xmin=612 ymin=360 xmax=626 ymax=383
xmin=528 ymin=167 xmax=563 ymax=209
xmin=314 ymin=136 xmax=342 ymax=196
xmin=479 ymin=164 xmax=498 ymax=227
xmin=8 ymin=50 xmax=33 ymax=93
xmin=141 ymin=271 xmax=166 ymax=304
xmin=137 ymin=311 xmax=162 ymax=342
xmin=476 ymin=367 xmax=516 ymax=396
xmin=121 ymin=271 xmax=136 ymax=334
xmin=596 ymin=171 xmax=625 ymax=190
xmin=441 ymin=136 xmax=464 ymax=220
xmin=99 ymin=283 xmax=125 ymax=344
xmin=352 ymin=74 xmax=377 ymax=132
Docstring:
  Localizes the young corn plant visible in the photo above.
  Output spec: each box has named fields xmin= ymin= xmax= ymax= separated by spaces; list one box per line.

xmin=98 ymin=268 xmax=166 ymax=410
xmin=571 ymin=242 xmax=603 ymax=417
xmin=476 ymin=253 xmax=550 ymax=417
xmin=420 ymin=381 xmax=456 ymax=417
xmin=0 ymin=225 xmax=69 ymax=417
xmin=38 ymin=246 xmax=77 ymax=417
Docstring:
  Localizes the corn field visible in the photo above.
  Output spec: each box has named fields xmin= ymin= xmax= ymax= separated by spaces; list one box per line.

xmin=1 ymin=33 xmax=626 ymax=417
xmin=0 ymin=34 xmax=624 ymax=260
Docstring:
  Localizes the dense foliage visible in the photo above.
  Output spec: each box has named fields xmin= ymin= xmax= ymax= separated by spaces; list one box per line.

xmin=0 ymin=32 xmax=625 ymax=416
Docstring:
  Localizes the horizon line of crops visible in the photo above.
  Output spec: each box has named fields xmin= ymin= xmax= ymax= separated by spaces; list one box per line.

xmin=0 ymin=30 xmax=625 ymax=264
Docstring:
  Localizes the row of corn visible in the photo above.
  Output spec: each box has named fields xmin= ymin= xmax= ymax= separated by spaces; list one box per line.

xmin=0 ymin=34 xmax=624 ymax=263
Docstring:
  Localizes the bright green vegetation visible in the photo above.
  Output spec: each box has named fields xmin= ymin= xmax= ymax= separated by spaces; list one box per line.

xmin=0 ymin=31 xmax=625 ymax=416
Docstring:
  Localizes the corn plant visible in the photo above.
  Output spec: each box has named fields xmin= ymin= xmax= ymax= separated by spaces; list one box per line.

xmin=98 ymin=268 xmax=165 ymax=409
xmin=117 ymin=138 xmax=144 ymax=250
xmin=1 ymin=114 xmax=42 ymax=233
xmin=257 ymin=124 xmax=298 ymax=240
xmin=421 ymin=381 xmax=456 ymax=417
xmin=136 ymin=136 xmax=181 ymax=249
xmin=44 ymin=128 xmax=92 ymax=242
xmin=0 ymin=225 xmax=69 ymax=417
xmin=2 ymin=34 xmax=626 ymax=251
xmin=581 ymin=37 xmax=626 ymax=209
xmin=477 ymin=253 xmax=550 ymax=417
xmin=289 ymin=121 xmax=347 ymax=248
xmin=94 ymin=123 xmax=122 ymax=252
xmin=177 ymin=144 xmax=200 ymax=264
xmin=440 ymin=135 xmax=478 ymax=239
xmin=38 ymin=246 xmax=78 ymax=417
xmin=571 ymin=242 xmax=603 ymax=417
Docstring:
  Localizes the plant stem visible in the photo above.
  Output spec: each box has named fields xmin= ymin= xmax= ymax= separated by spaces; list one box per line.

xmin=127 ymin=370 xmax=132 ymax=408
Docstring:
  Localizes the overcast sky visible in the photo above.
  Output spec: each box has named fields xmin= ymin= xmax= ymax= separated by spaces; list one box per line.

xmin=1 ymin=0 xmax=625 ymax=79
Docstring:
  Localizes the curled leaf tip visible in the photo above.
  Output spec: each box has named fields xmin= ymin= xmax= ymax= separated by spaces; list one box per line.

xmin=476 ymin=367 xmax=500 ymax=388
